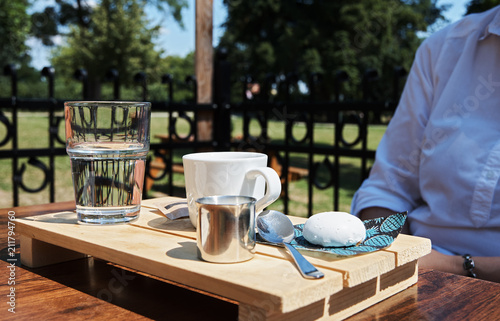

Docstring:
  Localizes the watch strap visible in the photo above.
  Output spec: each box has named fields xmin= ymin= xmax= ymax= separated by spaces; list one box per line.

xmin=462 ymin=254 xmax=477 ymax=278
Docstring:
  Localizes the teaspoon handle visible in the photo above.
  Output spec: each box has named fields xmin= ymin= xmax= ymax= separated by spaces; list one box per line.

xmin=283 ymin=243 xmax=324 ymax=279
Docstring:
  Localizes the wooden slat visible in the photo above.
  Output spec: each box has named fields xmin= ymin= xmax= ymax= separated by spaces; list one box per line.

xmin=19 ymin=234 xmax=87 ymax=268
xmin=329 ymin=261 xmax=419 ymax=320
xmin=383 ymin=233 xmax=432 ymax=266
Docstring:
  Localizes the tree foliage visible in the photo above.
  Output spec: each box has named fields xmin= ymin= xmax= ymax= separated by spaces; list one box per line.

xmin=218 ymin=0 xmax=449 ymax=101
xmin=0 ymin=0 xmax=194 ymax=100
xmin=0 ymin=0 xmax=31 ymax=65
xmin=41 ymin=0 xmax=188 ymax=99
xmin=51 ymin=0 xmax=158 ymax=98
xmin=466 ymin=0 xmax=500 ymax=14
xmin=30 ymin=0 xmax=187 ymax=45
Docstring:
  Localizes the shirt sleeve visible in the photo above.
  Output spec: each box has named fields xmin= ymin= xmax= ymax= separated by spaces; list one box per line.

xmin=351 ymin=37 xmax=438 ymax=216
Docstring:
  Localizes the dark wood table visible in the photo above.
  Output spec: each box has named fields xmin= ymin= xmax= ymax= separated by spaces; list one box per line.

xmin=2 ymin=202 xmax=500 ymax=320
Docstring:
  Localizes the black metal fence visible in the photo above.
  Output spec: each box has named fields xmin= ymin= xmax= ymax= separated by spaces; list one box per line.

xmin=0 ymin=58 xmax=405 ymax=216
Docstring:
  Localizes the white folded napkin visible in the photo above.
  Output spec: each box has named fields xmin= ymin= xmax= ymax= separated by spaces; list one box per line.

xmin=150 ymin=198 xmax=189 ymax=220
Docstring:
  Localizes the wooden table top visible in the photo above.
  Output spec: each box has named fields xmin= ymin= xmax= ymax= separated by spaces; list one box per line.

xmin=2 ymin=201 xmax=500 ymax=320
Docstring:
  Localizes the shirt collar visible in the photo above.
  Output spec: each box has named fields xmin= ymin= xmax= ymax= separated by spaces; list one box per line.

xmin=479 ymin=8 xmax=500 ymax=40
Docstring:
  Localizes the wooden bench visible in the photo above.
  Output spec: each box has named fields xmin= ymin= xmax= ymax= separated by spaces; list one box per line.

xmin=268 ymin=150 xmax=309 ymax=182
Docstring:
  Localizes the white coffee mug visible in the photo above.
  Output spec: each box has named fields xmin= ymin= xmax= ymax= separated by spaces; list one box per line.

xmin=183 ymin=151 xmax=281 ymax=228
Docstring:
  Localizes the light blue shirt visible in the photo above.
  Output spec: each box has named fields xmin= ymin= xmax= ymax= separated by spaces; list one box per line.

xmin=351 ymin=6 xmax=500 ymax=256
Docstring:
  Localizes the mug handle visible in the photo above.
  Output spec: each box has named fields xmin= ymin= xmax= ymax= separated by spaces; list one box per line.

xmin=245 ymin=167 xmax=281 ymax=212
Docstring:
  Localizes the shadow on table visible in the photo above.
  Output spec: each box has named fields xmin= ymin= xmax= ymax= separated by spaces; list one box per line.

xmin=23 ymin=257 xmax=238 ymax=320
xmin=20 ymin=211 xmax=78 ymax=224
xmin=166 ymin=241 xmax=199 ymax=261
xmin=147 ymin=216 xmax=194 ymax=232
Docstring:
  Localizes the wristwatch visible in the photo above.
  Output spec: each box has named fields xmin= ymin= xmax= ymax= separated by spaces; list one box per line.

xmin=462 ymin=254 xmax=477 ymax=278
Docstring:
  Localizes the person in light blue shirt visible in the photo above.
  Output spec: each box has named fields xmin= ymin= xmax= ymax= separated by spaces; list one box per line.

xmin=351 ymin=5 xmax=500 ymax=282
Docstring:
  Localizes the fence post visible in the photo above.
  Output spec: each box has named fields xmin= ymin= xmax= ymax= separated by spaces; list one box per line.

xmin=74 ymin=68 xmax=89 ymax=100
xmin=393 ymin=66 xmax=407 ymax=104
xmin=42 ymin=66 xmax=56 ymax=203
xmin=334 ymin=70 xmax=349 ymax=102
xmin=185 ymin=75 xmax=198 ymax=103
xmin=263 ymin=73 xmax=275 ymax=102
xmin=242 ymin=75 xmax=251 ymax=101
xmin=134 ymin=72 xmax=147 ymax=101
xmin=3 ymin=65 xmax=19 ymax=206
xmin=362 ymin=68 xmax=380 ymax=123
xmin=162 ymin=74 xmax=173 ymax=103
xmin=213 ymin=48 xmax=231 ymax=150
xmin=106 ymin=68 xmax=120 ymax=100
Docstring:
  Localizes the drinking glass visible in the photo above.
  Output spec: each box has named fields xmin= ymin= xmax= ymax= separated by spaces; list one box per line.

xmin=64 ymin=101 xmax=151 ymax=224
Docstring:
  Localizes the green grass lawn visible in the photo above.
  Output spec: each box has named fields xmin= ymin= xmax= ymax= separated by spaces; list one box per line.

xmin=0 ymin=111 xmax=387 ymax=216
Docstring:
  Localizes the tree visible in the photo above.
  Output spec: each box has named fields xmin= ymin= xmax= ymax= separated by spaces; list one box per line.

xmin=30 ymin=0 xmax=92 ymax=46
xmin=466 ymin=0 xmax=500 ymax=14
xmin=38 ymin=0 xmax=187 ymax=100
xmin=218 ymin=0 xmax=449 ymax=102
xmin=0 ymin=0 xmax=31 ymax=66
xmin=31 ymin=0 xmax=187 ymax=45
xmin=0 ymin=0 xmax=47 ymax=99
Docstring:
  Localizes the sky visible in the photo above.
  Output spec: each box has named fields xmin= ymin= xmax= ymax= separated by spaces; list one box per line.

xmin=439 ymin=0 xmax=470 ymax=20
xmin=28 ymin=0 xmax=470 ymax=70
xmin=148 ymin=0 xmax=228 ymax=58
xmin=28 ymin=0 xmax=228 ymax=70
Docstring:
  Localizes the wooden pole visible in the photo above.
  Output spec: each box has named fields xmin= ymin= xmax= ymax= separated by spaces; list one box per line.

xmin=195 ymin=0 xmax=213 ymax=142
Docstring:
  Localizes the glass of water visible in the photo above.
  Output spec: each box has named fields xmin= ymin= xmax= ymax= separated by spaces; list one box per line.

xmin=64 ymin=101 xmax=151 ymax=224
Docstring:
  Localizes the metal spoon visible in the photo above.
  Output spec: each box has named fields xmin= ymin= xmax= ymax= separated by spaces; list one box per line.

xmin=257 ymin=210 xmax=324 ymax=279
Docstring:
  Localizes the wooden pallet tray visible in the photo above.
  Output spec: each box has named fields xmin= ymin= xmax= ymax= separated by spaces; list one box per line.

xmin=17 ymin=197 xmax=431 ymax=320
